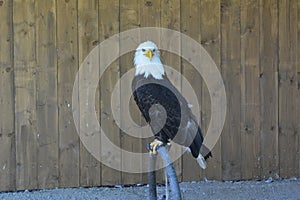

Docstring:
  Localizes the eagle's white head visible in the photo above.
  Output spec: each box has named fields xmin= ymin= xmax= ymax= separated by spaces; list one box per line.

xmin=134 ymin=41 xmax=165 ymax=79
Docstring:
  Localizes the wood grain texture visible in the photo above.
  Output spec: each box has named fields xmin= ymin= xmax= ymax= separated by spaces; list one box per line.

xmin=99 ymin=0 xmax=121 ymax=185
xmin=278 ymin=0 xmax=298 ymax=178
xmin=0 ymin=0 xmax=15 ymax=191
xmin=120 ymin=0 xmax=143 ymax=185
xmin=220 ymin=0 xmax=242 ymax=180
xmin=14 ymin=0 xmax=38 ymax=190
xmin=78 ymin=0 xmax=101 ymax=187
xmin=259 ymin=0 xmax=279 ymax=179
xmin=200 ymin=0 xmax=222 ymax=180
xmin=35 ymin=0 xmax=59 ymax=189
xmin=298 ymin=0 xmax=300 ymax=178
xmin=57 ymin=0 xmax=80 ymax=188
xmin=181 ymin=0 xmax=203 ymax=182
xmin=240 ymin=0 xmax=260 ymax=180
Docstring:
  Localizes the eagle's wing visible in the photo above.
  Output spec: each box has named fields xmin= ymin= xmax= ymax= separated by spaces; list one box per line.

xmin=132 ymin=75 xmax=211 ymax=160
xmin=132 ymin=75 xmax=197 ymax=144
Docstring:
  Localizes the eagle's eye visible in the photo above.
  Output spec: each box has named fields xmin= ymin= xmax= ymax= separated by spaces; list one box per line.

xmin=153 ymin=49 xmax=156 ymax=52
xmin=142 ymin=48 xmax=146 ymax=52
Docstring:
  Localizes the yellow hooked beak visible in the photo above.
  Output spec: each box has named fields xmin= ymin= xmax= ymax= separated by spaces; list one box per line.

xmin=144 ymin=49 xmax=154 ymax=60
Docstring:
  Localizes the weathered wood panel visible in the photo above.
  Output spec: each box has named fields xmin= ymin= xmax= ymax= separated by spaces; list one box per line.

xmin=14 ymin=0 xmax=38 ymax=190
xmin=240 ymin=0 xmax=260 ymax=180
xmin=35 ymin=0 xmax=59 ymax=189
xmin=99 ymin=0 xmax=121 ymax=185
xmin=278 ymin=0 xmax=298 ymax=178
xmin=181 ymin=0 xmax=202 ymax=182
xmin=200 ymin=0 xmax=221 ymax=180
xmin=0 ymin=0 xmax=15 ymax=191
xmin=259 ymin=0 xmax=279 ymax=179
xmin=78 ymin=0 xmax=101 ymax=187
xmin=57 ymin=0 xmax=80 ymax=188
xmin=298 ymin=1 xmax=300 ymax=178
xmin=220 ymin=0 xmax=242 ymax=180
xmin=119 ymin=0 xmax=143 ymax=185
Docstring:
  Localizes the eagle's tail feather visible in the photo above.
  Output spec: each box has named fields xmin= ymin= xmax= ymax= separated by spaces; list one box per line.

xmin=189 ymin=127 xmax=212 ymax=169
xmin=197 ymin=153 xmax=207 ymax=169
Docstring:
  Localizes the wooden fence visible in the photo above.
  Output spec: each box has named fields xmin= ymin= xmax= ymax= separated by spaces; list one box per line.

xmin=0 ymin=0 xmax=299 ymax=191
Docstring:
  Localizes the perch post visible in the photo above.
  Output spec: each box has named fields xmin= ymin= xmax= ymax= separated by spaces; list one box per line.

xmin=148 ymin=145 xmax=182 ymax=200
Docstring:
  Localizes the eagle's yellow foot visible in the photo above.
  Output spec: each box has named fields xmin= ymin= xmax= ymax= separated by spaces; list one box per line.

xmin=149 ymin=139 xmax=164 ymax=154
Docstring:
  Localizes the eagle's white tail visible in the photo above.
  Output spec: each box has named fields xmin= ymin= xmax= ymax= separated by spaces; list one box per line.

xmin=197 ymin=153 xmax=207 ymax=169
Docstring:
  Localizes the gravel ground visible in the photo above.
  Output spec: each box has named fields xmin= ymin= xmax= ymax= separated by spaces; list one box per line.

xmin=0 ymin=178 xmax=299 ymax=200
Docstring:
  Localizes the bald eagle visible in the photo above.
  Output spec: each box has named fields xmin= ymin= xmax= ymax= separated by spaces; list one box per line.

xmin=132 ymin=41 xmax=211 ymax=169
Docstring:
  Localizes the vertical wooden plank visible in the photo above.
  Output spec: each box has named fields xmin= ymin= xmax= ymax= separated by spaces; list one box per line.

xmin=140 ymin=0 xmax=160 ymax=29
xmin=180 ymin=0 xmax=202 ymax=182
xmin=0 ymin=65 xmax=15 ymax=191
xmin=298 ymin=0 xmax=300 ymax=178
xmin=78 ymin=0 xmax=101 ymax=187
xmin=240 ymin=0 xmax=261 ymax=180
xmin=99 ymin=0 xmax=121 ymax=185
xmin=35 ymin=0 xmax=59 ymax=189
xmin=140 ymin=0 xmax=161 ymax=184
xmin=160 ymin=0 xmax=182 ymax=182
xmin=119 ymin=0 xmax=142 ymax=185
xmin=0 ymin=0 xmax=12 ymax=65
xmin=278 ymin=0 xmax=298 ymax=178
xmin=220 ymin=0 xmax=241 ymax=180
xmin=14 ymin=0 xmax=38 ymax=190
xmin=57 ymin=0 xmax=80 ymax=188
xmin=0 ymin=0 xmax=15 ymax=191
xmin=200 ymin=0 xmax=222 ymax=180
xmin=259 ymin=0 xmax=279 ymax=179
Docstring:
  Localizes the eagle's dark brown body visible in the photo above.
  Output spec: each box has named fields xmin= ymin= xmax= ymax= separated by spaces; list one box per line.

xmin=132 ymin=74 xmax=212 ymax=160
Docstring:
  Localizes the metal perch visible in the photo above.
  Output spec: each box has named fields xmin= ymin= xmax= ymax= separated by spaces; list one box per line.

xmin=148 ymin=145 xmax=182 ymax=200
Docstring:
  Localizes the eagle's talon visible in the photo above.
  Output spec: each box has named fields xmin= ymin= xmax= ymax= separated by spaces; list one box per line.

xmin=149 ymin=139 xmax=164 ymax=154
